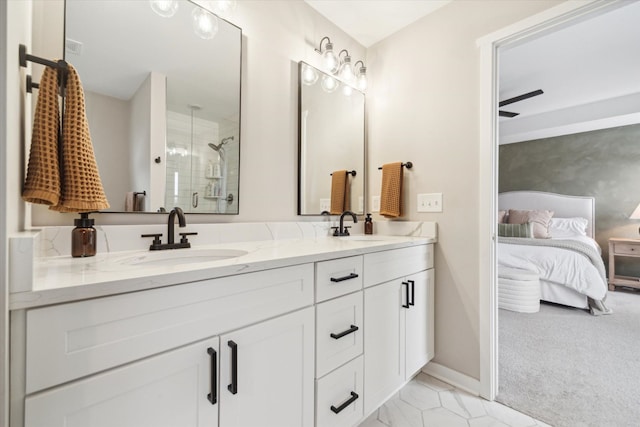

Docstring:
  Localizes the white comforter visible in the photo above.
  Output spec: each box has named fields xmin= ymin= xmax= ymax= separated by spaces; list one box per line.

xmin=498 ymin=236 xmax=607 ymax=301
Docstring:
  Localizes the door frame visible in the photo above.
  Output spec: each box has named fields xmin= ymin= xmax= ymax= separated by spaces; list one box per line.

xmin=477 ymin=0 xmax=626 ymax=400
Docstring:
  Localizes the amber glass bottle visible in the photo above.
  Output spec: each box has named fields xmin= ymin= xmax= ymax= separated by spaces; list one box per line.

xmin=72 ymin=212 xmax=96 ymax=257
xmin=364 ymin=213 xmax=373 ymax=235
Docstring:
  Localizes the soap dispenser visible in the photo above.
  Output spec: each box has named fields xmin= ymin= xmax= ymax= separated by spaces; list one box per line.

xmin=72 ymin=212 xmax=97 ymax=257
xmin=364 ymin=213 xmax=373 ymax=235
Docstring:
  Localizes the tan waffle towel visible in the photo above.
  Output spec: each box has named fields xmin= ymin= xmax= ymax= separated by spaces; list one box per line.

xmin=380 ymin=162 xmax=403 ymax=218
xmin=50 ymin=64 xmax=109 ymax=212
xmin=22 ymin=66 xmax=61 ymax=205
xmin=330 ymin=170 xmax=351 ymax=214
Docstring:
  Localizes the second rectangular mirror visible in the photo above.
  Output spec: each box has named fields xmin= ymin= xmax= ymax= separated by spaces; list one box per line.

xmin=298 ymin=62 xmax=365 ymax=215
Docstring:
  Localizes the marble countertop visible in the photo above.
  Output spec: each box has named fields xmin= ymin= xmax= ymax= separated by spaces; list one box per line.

xmin=11 ymin=235 xmax=435 ymax=310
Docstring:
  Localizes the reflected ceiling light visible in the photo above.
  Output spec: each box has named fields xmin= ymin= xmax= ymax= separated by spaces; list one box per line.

xmin=354 ymin=60 xmax=367 ymax=91
xmin=338 ymin=50 xmax=355 ymax=85
xmin=211 ymin=0 xmax=237 ymax=14
xmin=192 ymin=7 xmax=219 ymax=39
xmin=301 ymin=63 xmax=319 ymax=86
xmin=150 ymin=0 xmax=179 ymax=18
xmin=321 ymin=75 xmax=338 ymax=93
xmin=315 ymin=37 xmax=339 ymax=74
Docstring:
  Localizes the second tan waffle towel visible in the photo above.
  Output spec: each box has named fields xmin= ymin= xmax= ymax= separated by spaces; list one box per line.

xmin=330 ymin=170 xmax=351 ymax=214
xmin=380 ymin=162 xmax=403 ymax=218
xmin=50 ymin=64 xmax=109 ymax=212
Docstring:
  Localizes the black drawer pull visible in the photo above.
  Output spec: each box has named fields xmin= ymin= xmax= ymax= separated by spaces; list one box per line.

xmin=330 ymin=273 xmax=359 ymax=283
xmin=408 ymin=279 xmax=415 ymax=306
xmin=402 ymin=281 xmax=410 ymax=308
xmin=207 ymin=347 xmax=217 ymax=405
xmin=330 ymin=391 xmax=359 ymax=414
xmin=228 ymin=340 xmax=238 ymax=395
xmin=330 ymin=324 xmax=359 ymax=339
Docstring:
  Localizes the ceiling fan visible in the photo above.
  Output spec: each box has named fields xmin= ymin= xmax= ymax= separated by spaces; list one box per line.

xmin=499 ymin=89 xmax=544 ymax=118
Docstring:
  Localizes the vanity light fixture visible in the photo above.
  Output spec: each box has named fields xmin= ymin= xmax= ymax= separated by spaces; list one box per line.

xmin=354 ymin=60 xmax=367 ymax=91
xmin=338 ymin=49 xmax=356 ymax=85
xmin=315 ymin=37 xmax=340 ymax=74
xmin=192 ymin=7 xmax=219 ymax=39
xmin=301 ymin=63 xmax=319 ymax=86
xmin=149 ymin=0 xmax=179 ymax=18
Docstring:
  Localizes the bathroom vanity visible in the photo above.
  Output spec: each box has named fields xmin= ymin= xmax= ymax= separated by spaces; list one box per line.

xmin=8 ymin=230 xmax=435 ymax=427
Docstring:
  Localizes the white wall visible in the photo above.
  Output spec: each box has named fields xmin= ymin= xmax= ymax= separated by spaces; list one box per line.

xmin=366 ymin=0 xmax=559 ymax=380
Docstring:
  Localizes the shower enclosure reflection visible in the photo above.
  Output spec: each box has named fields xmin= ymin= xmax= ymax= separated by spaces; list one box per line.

xmin=165 ymin=108 xmax=239 ymax=213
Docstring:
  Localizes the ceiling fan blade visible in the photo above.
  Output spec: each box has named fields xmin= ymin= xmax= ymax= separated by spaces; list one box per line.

xmin=499 ymin=89 xmax=544 ymax=107
xmin=499 ymin=110 xmax=519 ymax=118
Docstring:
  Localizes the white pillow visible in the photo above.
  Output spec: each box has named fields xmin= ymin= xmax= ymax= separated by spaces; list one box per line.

xmin=548 ymin=217 xmax=588 ymax=238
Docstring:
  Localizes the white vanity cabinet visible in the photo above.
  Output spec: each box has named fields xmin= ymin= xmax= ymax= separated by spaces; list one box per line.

xmin=11 ymin=239 xmax=435 ymax=427
xmin=16 ymin=264 xmax=315 ymax=427
xmin=362 ymin=245 xmax=435 ymax=415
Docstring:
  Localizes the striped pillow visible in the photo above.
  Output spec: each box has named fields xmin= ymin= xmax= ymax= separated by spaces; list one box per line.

xmin=498 ymin=222 xmax=533 ymax=238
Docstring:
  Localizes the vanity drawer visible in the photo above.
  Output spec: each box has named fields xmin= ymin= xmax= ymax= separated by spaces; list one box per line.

xmin=316 ymin=256 xmax=363 ymax=302
xmin=25 ymin=263 xmax=313 ymax=394
xmin=316 ymin=292 xmax=363 ymax=378
xmin=363 ymin=244 xmax=433 ymax=288
xmin=316 ymin=355 xmax=364 ymax=427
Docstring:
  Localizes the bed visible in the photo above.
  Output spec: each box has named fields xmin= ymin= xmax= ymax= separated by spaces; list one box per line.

xmin=498 ymin=191 xmax=610 ymax=314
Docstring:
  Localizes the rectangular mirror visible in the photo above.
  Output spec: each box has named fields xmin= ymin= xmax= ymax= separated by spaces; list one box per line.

xmin=64 ymin=0 xmax=242 ymax=213
xmin=298 ymin=62 xmax=365 ymax=215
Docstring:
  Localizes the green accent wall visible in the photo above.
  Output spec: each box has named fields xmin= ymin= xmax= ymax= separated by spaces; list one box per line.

xmin=499 ymin=123 xmax=640 ymax=278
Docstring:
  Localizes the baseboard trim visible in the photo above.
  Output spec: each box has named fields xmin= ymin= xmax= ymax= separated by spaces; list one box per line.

xmin=422 ymin=362 xmax=481 ymax=396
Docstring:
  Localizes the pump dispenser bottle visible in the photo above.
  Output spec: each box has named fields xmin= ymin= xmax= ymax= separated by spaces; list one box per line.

xmin=72 ymin=212 xmax=97 ymax=257
xmin=364 ymin=213 xmax=373 ymax=235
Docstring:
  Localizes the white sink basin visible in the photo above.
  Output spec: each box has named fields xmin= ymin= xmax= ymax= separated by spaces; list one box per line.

xmin=118 ymin=248 xmax=248 ymax=266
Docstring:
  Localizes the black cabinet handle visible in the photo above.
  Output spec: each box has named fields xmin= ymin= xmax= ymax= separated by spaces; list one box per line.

xmin=409 ymin=279 xmax=415 ymax=306
xmin=207 ymin=347 xmax=217 ymax=405
xmin=330 ymin=273 xmax=359 ymax=283
xmin=330 ymin=324 xmax=359 ymax=339
xmin=228 ymin=340 xmax=238 ymax=395
xmin=330 ymin=391 xmax=359 ymax=414
xmin=402 ymin=281 xmax=410 ymax=308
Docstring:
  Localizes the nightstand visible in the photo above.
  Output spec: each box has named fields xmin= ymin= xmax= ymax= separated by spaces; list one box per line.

xmin=608 ymin=238 xmax=640 ymax=291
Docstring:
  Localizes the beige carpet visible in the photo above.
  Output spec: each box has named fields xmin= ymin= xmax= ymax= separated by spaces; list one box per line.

xmin=497 ymin=289 xmax=640 ymax=427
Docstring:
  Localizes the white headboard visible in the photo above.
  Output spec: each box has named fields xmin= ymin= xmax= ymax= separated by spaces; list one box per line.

xmin=498 ymin=191 xmax=595 ymax=238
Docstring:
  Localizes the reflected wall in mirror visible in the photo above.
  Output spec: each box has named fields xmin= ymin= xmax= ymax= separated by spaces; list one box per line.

xmin=64 ymin=0 xmax=241 ymax=213
xmin=298 ymin=62 xmax=365 ymax=215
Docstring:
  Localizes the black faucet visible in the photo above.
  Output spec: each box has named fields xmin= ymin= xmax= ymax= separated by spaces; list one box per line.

xmin=141 ymin=207 xmax=197 ymax=250
xmin=167 ymin=207 xmax=186 ymax=244
xmin=333 ymin=210 xmax=358 ymax=236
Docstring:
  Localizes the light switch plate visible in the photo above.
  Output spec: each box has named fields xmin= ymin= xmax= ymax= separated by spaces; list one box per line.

xmin=372 ymin=196 xmax=380 ymax=212
xmin=358 ymin=196 xmax=364 ymax=213
xmin=417 ymin=193 xmax=443 ymax=212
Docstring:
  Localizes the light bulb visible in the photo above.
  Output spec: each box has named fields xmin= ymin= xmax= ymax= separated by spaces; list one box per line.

xmin=357 ymin=69 xmax=367 ymax=91
xmin=150 ymin=0 xmax=179 ymax=18
xmin=301 ymin=64 xmax=318 ymax=86
xmin=321 ymin=75 xmax=338 ymax=93
xmin=322 ymin=42 xmax=339 ymax=74
xmin=192 ymin=7 xmax=219 ymax=39
xmin=342 ymin=84 xmax=353 ymax=97
xmin=339 ymin=57 xmax=355 ymax=85
xmin=212 ymin=0 xmax=237 ymax=14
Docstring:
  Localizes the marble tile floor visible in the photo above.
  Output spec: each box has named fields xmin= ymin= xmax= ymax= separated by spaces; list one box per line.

xmin=358 ymin=373 xmax=552 ymax=427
